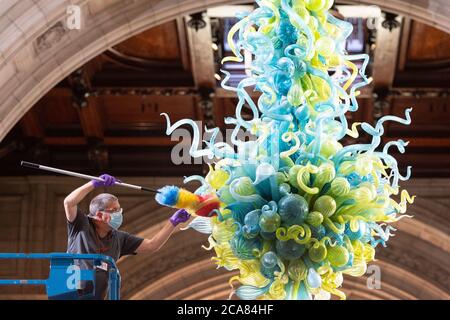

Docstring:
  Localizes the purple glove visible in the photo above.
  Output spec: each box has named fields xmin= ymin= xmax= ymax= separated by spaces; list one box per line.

xmin=92 ymin=174 xmax=117 ymax=188
xmin=169 ymin=209 xmax=191 ymax=226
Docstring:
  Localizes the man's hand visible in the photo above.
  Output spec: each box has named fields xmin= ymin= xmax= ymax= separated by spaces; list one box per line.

xmin=169 ymin=209 xmax=191 ymax=227
xmin=91 ymin=174 xmax=118 ymax=188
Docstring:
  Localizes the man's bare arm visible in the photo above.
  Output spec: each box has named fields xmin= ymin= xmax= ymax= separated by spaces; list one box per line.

xmin=136 ymin=221 xmax=176 ymax=253
xmin=64 ymin=182 xmax=94 ymax=222
xmin=135 ymin=209 xmax=191 ymax=253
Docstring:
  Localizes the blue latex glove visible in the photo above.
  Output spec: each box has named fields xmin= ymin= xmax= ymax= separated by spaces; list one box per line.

xmin=92 ymin=174 xmax=117 ymax=188
xmin=169 ymin=209 xmax=191 ymax=226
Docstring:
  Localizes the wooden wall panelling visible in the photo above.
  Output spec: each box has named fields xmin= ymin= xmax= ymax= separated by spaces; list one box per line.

xmin=77 ymin=97 xmax=104 ymax=138
xmin=19 ymin=107 xmax=44 ymax=139
xmin=113 ymin=21 xmax=181 ymax=61
xmin=407 ymin=21 xmax=450 ymax=62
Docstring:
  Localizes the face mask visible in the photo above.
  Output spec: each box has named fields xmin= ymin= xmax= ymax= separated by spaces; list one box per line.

xmin=102 ymin=208 xmax=123 ymax=230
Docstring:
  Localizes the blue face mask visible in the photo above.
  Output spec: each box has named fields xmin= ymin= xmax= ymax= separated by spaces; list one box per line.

xmin=103 ymin=208 xmax=123 ymax=230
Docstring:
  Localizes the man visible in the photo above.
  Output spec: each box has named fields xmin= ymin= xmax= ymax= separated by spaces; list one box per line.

xmin=64 ymin=174 xmax=190 ymax=299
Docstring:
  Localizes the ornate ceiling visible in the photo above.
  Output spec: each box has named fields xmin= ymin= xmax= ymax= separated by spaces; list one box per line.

xmin=1 ymin=2 xmax=449 ymax=177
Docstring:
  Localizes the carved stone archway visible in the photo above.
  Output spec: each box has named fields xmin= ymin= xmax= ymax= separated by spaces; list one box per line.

xmin=0 ymin=0 xmax=449 ymax=141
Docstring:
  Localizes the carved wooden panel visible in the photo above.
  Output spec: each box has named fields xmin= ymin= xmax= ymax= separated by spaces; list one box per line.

xmin=113 ymin=21 xmax=181 ymax=61
xmin=388 ymin=97 xmax=450 ymax=136
xmin=98 ymin=95 xmax=197 ymax=131
xmin=0 ymin=196 xmax=24 ymax=277
xmin=33 ymin=93 xmax=83 ymax=134
xmin=407 ymin=21 xmax=450 ymax=62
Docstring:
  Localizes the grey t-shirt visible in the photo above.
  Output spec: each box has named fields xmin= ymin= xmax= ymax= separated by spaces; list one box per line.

xmin=66 ymin=207 xmax=144 ymax=299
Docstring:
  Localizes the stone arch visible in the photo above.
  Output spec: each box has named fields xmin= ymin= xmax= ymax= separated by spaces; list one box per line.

xmin=0 ymin=0 xmax=449 ymax=141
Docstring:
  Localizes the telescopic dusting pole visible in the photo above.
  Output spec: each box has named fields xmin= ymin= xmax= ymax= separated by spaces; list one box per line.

xmin=20 ymin=161 xmax=159 ymax=193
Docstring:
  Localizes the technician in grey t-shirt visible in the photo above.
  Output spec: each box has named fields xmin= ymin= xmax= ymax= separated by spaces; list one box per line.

xmin=64 ymin=174 xmax=191 ymax=299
